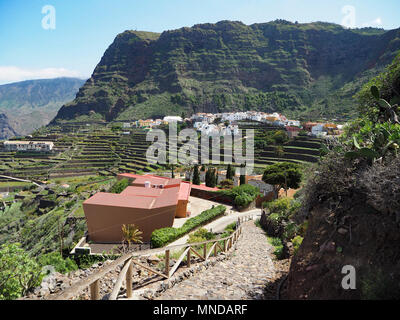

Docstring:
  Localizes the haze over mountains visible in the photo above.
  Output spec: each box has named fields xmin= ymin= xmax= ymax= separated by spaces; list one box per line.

xmin=0 ymin=77 xmax=85 ymax=139
xmin=52 ymin=20 xmax=400 ymax=124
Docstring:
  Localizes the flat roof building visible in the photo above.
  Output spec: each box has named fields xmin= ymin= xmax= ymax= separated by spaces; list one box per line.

xmin=83 ymin=174 xmax=191 ymax=243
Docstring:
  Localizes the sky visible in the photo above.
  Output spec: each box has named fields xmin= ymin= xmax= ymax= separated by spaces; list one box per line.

xmin=0 ymin=0 xmax=399 ymax=85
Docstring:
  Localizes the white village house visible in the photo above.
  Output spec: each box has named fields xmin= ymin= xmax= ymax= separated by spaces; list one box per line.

xmin=4 ymin=141 xmax=54 ymax=152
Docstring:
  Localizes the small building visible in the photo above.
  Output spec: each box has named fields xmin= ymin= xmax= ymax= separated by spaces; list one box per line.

xmin=3 ymin=141 xmax=54 ymax=152
xmin=285 ymin=126 xmax=302 ymax=138
xmin=83 ymin=174 xmax=192 ymax=243
xmin=303 ymin=122 xmax=318 ymax=133
xmin=311 ymin=124 xmax=324 ymax=136
xmin=163 ymin=116 xmax=183 ymax=123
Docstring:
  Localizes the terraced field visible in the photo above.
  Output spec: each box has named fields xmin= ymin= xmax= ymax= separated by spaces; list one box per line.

xmin=0 ymin=122 xmax=322 ymax=183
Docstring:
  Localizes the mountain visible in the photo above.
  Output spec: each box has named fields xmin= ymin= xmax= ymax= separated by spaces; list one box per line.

xmin=52 ymin=20 xmax=400 ymax=124
xmin=0 ymin=77 xmax=85 ymax=139
xmin=0 ymin=113 xmax=17 ymax=139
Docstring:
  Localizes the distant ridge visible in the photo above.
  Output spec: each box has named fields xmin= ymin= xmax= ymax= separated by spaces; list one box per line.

xmin=52 ymin=20 xmax=400 ymax=123
xmin=0 ymin=77 xmax=85 ymax=139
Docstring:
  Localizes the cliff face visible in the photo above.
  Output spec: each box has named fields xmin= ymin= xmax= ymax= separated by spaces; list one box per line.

xmin=52 ymin=20 xmax=400 ymax=123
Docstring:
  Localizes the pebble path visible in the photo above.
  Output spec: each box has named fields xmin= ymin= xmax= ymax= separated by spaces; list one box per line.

xmin=155 ymin=221 xmax=277 ymax=300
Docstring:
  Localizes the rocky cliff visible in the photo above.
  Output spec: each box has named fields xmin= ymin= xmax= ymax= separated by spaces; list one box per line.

xmin=52 ymin=20 xmax=400 ymax=123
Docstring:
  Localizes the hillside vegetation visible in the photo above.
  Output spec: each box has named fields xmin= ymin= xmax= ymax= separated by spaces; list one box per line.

xmin=285 ymin=53 xmax=400 ymax=299
xmin=52 ymin=20 xmax=400 ymax=123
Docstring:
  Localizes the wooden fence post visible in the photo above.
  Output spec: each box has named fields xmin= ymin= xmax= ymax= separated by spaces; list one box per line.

xmin=187 ymin=248 xmax=191 ymax=268
xmin=165 ymin=250 xmax=170 ymax=277
xmin=214 ymin=242 xmax=217 ymax=256
xmin=126 ymin=259 xmax=133 ymax=299
xmin=223 ymin=239 xmax=226 ymax=252
xmin=203 ymin=243 xmax=207 ymax=260
xmin=90 ymin=279 xmax=100 ymax=300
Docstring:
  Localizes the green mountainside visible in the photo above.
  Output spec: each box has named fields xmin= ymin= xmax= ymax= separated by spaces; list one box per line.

xmin=52 ymin=20 xmax=400 ymax=123
xmin=0 ymin=77 xmax=85 ymax=138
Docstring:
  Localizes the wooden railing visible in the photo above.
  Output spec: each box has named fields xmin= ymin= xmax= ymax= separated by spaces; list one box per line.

xmin=51 ymin=214 xmax=255 ymax=300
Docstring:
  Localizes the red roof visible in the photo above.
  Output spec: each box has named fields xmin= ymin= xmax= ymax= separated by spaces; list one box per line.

xmin=190 ymin=183 xmax=219 ymax=192
xmin=178 ymin=182 xmax=191 ymax=201
xmin=84 ymin=186 xmax=180 ymax=209
xmin=118 ymin=173 xmax=181 ymax=188
xmin=85 ymin=174 xmax=191 ymax=211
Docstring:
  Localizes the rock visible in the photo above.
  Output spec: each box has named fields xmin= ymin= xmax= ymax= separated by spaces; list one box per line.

xmin=147 ymin=255 xmax=160 ymax=265
xmin=319 ymin=241 xmax=336 ymax=253
xmin=338 ymin=228 xmax=348 ymax=235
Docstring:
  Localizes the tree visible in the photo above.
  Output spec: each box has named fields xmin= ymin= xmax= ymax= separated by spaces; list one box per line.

xmin=262 ymin=162 xmax=302 ymax=197
xmin=240 ymin=174 xmax=246 ymax=185
xmin=122 ymin=224 xmax=143 ymax=251
xmin=226 ymin=164 xmax=234 ymax=180
xmin=274 ymin=146 xmax=285 ymax=158
xmin=206 ymin=168 xmax=217 ymax=187
xmin=192 ymin=164 xmax=200 ymax=185
xmin=272 ymin=130 xmax=289 ymax=145
xmin=239 ymin=163 xmax=246 ymax=185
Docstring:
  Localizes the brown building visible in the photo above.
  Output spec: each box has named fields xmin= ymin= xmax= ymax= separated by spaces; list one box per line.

xmin=83 ymin=174 xmax=191 ymax=243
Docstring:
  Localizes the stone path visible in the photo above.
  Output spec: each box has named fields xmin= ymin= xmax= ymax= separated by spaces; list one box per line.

xmin=155 ymin=221 xmax=277 ymax=300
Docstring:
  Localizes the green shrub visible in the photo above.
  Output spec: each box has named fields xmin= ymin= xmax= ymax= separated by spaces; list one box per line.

xmin=268 ymin=237 xmax=284 ymax=260
xmin=291 ymin=235 xmax=303 ymax=254
xmin=109 ymin=178 xmax=129 ymax=194
xmin=219 ymin=184 xmax=259 ymax=208
xmin=187 ymin=228 xmax=215 ymax=243
xmin=265 ymin=198 xmax=291 ymax=214
xmin=37 ymin=252 xmax=78 ymax=274
xmin=0 ymin=243 xmax=43 ymax=300
xmin=151 ymin=205 xmax=226 ymax=247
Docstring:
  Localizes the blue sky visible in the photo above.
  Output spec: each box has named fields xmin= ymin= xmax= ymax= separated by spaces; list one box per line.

xmin=0 ymin=0 xmax=399 ymax=84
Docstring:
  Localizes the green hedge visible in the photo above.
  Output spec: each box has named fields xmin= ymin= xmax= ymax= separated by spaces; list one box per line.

xmin=151 ymin=205 xmax=226 ymax=248
xmin=218 ymin=184 xmax=260 ymax=208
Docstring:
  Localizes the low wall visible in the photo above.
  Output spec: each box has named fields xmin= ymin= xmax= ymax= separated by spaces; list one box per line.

xmin=256 ymin=192 xmax=276 ymax=208
xmin=190 ymin=188 xmax=233 ymax=205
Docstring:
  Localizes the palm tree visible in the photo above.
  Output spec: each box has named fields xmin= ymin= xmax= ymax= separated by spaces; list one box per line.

xmin=122 ymin=224 xmax=143 ymax=251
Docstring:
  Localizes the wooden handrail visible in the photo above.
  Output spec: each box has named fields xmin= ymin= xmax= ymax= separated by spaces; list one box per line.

xmin=109 ymin=258 xmax=132 ymax=300
xmin=51 ymin=213 xmax=254 ymax=300
xmin=168 ymin=247 xmax=190 ymax=278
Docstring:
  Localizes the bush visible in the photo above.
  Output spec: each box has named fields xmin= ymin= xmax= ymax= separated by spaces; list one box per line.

xmin=109 ymin=178 xmax=129 ymax=194
xmin=291 ymin=235 xmax=303 ymax=255
xmin=219 ymin=184 xmax=260 ymax=208
xmin=219 ymin=179 xmax=234 ymax=189
xmin=268 ymin=237 xmax=284 ymax=260
xmin=151 ymin=205 xmax=226 ymax=247
xmin=265 ymin=198 xmax=292 ymax=215
xmin=187 ymin=228 xmax=215 ymax=243
xmin=0 ymin=243 xmax=43 ymax=300
xmin=37 ymin=252 xmax=78 ymax=274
